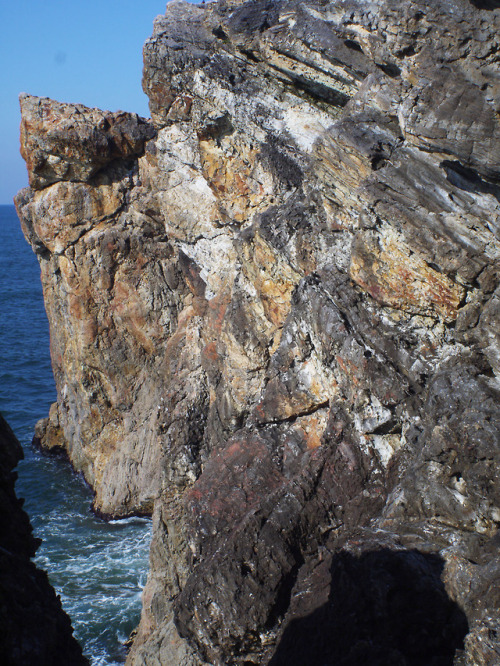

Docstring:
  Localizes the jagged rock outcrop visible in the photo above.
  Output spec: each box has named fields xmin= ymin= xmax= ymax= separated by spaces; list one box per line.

xmin=15 ymin=0 xmax=500 ymax=664
xmin=0 ymin=414 xmax=87 ymax=665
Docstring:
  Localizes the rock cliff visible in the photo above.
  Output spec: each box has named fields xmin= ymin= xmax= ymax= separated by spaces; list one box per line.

xmin=15 ymin=0 xmax=500 ymax=664
xmin=0 ymin=414 xmax=87 ymax=665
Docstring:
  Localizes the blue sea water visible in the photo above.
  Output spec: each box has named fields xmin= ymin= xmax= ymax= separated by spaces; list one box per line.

xmin=0 ymin=204 xmax=151 ymax=665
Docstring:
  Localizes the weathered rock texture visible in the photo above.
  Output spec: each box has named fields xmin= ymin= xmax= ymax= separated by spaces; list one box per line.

xmin=15 ymin=0 xmax=500 ymax=664
xmin=0 ymin=414 xmax=87 ymax=665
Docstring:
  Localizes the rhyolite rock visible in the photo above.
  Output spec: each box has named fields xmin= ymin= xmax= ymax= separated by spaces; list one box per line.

xmin=0 ymin=414 xmax=88 ymax=665
xmin=19 ymin=94 xmax=156 ymax=190
xmin=15 ymin=0 xmax=499 ymax=664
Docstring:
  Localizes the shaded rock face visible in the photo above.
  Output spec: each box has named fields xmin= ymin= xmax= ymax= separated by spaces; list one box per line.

xmin=15 ymin=0 xmax=499 ymax=664
xmin=270 ymin=546 xmax=469 ymax=666
xmin=0 ymin=414 xmax=87 ymax=665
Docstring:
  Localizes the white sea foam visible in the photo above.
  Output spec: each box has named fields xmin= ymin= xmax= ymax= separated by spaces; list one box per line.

xmin=29 ymin=455 xmax=152 ymax=664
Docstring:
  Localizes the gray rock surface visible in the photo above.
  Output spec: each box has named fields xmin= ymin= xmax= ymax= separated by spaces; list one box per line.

xmin=15 ymin=0 xmax=500 ymax=664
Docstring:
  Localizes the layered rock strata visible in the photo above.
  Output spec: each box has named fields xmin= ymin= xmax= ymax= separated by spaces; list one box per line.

xmin=15 ymin=0 xmax=500 ymax=664
xmin=0 ymin=414 xmax=87 ymax=665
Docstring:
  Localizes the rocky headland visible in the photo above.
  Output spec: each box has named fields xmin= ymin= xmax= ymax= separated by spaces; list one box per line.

xmin=0 ymin=414 xmax=87 ymax=664
xmin=15 ymin=0 xmax=499 ymax=664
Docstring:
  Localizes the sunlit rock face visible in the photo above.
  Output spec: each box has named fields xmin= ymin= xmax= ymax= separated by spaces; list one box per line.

xmin=16 ymin=0 xmax=500 ymax=663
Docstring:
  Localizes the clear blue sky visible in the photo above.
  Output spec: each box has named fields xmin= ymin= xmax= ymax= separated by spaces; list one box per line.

xmin=0 ymin=0 xmax=198 ymax=204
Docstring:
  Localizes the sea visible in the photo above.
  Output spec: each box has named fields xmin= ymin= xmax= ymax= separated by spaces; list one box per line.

xmin=0 ymin=204 xmax=151 ymax=665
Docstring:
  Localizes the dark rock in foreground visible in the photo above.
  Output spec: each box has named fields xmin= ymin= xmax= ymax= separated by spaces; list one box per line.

xmin=0 ymin=414 xmax=88 ymax=665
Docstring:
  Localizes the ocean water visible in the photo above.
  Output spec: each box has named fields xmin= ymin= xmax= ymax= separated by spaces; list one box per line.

xmin=0 ymin=204 xmax=151 ymax=665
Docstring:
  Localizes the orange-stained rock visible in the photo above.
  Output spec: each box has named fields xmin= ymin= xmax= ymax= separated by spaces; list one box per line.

xmin=199 ymin=135 xmax=273 ymax=224
xmin=27 ymin=180 xmax=124 ymax=254
xmin=350 ymin=228 xmax=466 ymax=322
xmin=239 ymin=228 xmax=301 ymax=330
xmin=20 ymin=94 xmax=155 ymax=189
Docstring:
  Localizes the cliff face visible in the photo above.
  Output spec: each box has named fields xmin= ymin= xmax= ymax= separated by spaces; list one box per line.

xmin=15 ymin=0 xmax=500 ymax=664
xmin=0 ymin=414 xmax=87 ymax=665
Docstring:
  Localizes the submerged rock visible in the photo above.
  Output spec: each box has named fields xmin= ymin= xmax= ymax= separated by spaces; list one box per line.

xmin=0 ymin=414 xmax=88 ymax=665
xmin=16 ymin=0 xmax=499 ymax=664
